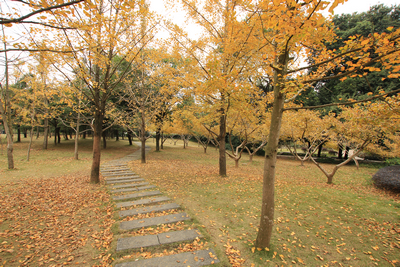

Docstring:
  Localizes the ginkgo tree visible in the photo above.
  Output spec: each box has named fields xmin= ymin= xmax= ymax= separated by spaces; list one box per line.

xmin=43 ymin=0 xmax=158 ymax=183
xmin=280 ymin=109 xmax=334 ymax=166
xmin=243 ymin=0 xmax=400 ymax=249
xmin=167 ymin=0 xmax=266 ymax=176
xmin=310 ymin=96 xmax=400 ymax=184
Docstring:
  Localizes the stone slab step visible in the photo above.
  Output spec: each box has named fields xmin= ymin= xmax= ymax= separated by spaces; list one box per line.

xmin=113 ymin=190 xmax=161 ymax=201
xmin=117 ymin=196 xmax=170 ymax=208
xmin=112 ymin=183 xmax=151 ymax=193
xmin=102 ymin=172 xmax=136 ymax=177
xmin=106 ymin=178 xmax=144 ymax=184
xmin=119 ymin=203 xmax=180 ymax=217
xmin=112 ymin=182 xmax=148 ymax=189
xmin=103 ymin=164 xmax=127 ymax=167
xmin=115 ymin=249 xmax=219 ymax=267
xmin=105 ymin=175 xmax=140 ymax=181
xmin=120 ymin=212 xmax=190 ymax=230
xmin=116 ymin=229 xmax=202 ymax=251
xmin=101 ymin=168 xmax=130 ymax=171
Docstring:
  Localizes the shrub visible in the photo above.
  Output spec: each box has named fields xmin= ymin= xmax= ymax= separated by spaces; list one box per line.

xmin=385 ymin=157 xmax=400 ymax=166
xmin=372 ymin=165 xmax=400 ymax=193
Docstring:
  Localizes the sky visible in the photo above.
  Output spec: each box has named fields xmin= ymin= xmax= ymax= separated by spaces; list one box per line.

xmin=334 ymin=0 xmax=399 ymax=14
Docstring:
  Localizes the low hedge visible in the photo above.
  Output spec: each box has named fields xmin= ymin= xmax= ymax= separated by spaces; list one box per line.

xmin=372 ymin=165 xmax=400 ymax=193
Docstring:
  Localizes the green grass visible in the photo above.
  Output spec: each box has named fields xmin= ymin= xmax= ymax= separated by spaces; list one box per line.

xmin=129 ymin=141 xmax=400 ymax=267
xmin=0 ymin=134 xmax=136 ymax=184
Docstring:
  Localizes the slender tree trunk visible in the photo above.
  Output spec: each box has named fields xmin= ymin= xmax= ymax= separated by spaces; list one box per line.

xmin=338 ymin=146 xmax=343 ymax=159
xmin=27 ymin=127 xmax=34 ymax=161
xmin=317 ymin=143 xmax=323 ymax=157
xmin=127 ymin=132 xmax=132 ymax=145
xmin=36 ymin=126 xmax=40 ymax=139
xmin=83 ymin=131 xmax=86 ymax=139
xmin=24 ymin=129 xmax=27 ymax=138
xmin=140 ymin=110 xmax=146 ymax=163
xmin=161 ymin=132 xmax=164 ymax=149
xmin=218 ymin=113 xmax=227 ymax=176
xmin=156 ymin=130 xmax=160 ymax=151
xmin=17 ymin=126 xmax=21 ymax=143
xmin=57 ymin=128 xmax=61 ymax=144
xmin=74 ymin=111 xmax=80 ymax=160
xmin=102 ymin=130 xmax=107 ymax=149
xmin=249 ymin=154 xmax=253 ymax=163
xmin=43 ymin=118 xmax=49 ymax=149
xmin=115 ymin=129 xmax=119 ymax=141
xmin=0 ymin=95 xmax=14 ymax=169
xmin=90 ymin=112 xmax=104 ymax=184
xmin=256 ymin=51 xmax=288 ymax=249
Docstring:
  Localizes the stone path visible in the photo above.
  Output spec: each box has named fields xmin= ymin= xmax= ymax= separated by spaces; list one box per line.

xmin=102 ymin=142 xmax=219 ymax=267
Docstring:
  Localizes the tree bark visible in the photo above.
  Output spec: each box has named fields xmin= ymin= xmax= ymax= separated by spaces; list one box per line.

xmin=74 ymin=111 xmax=80 ymax=160
xmin=90 ymin=110 xmax=104 ymax=183
xmin=17 ymin=126 xmax=21 ymax=143
xmin=115 ymin=129 xmax=119 ymax=141
xmin=102 ymin=130 xmax=107 ymax=149
xmin=0 ymin=94 xmax=14 ymax=169
xmin=27 ymin=127 xmax=34 ymax=161
xmin=43 ymin=118 xmax=49 ymax=149
xmin=57 ymin=127 xmax=61 ymax=144
xmin=156 ymin=130 xmax=160 ymax=151
xmin=127 ymin=132 xmax=132 ymax=145
xmin=218 ymin=113 xmax=227 ymax=176
xmin=140 ymin=109 xmax=146 ymax=163
xmin=256 ymin=51 xmax=288 ymax=249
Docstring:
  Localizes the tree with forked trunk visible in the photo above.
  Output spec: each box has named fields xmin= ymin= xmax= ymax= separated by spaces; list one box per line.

xmin=44 ymin=0 xmax=157 ymax=183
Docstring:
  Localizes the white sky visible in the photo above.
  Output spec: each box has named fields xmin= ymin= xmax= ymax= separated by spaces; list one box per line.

xmin=334 ymin=0 xmax=399 ymax=15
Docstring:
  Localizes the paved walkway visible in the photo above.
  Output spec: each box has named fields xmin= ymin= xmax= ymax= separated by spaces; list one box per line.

xmin=102 ymin=142 xmax=219 ymax=267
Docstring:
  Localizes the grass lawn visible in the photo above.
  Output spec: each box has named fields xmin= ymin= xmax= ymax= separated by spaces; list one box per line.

xmin=0 ymin=134 xmax=138 ymax=266
xmin=126 ymin=140 xmax=400 ymax=267
xmin=1 ymin=135 xmax=399 ymax=266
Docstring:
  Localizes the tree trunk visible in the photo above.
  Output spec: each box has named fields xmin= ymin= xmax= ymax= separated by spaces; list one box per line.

xmin=90 ymin=112 xmax=104 ymax=184
xmin=74 ymin=111 xmax=80 ymax=160
xmin=218 ymin=114 xmax=227 ymax=176
xmin=344 ymin=146 xmax=349 ymax=159
xmin=27 ymin=127 xmax=34 ymax=161
xmin=249 ymin=154 xmax=253 ymax=163
xmin=317 ymin=143 xmax=323 ymax=157
xmin=36 ymin=126 xmax=40 ymax=139
xmin=127 ymin=132 xmax=132 ymax=145
xmin=102 ymin=130 xmax=107 ymax=149
xmin=115 ymin=129 xmax=119 ymax=141
xmin=255 ymin=51 xmax=288 ymax=249
xmin=235 ymin=159 xmax=239 ymax=168
xmin=17 ymin=126 xmax=21 ymax=143
xmin=204 ymin=147 xmax=207 ymax=153
xmin=140 ymin=110 xmax=146 ymax=163
xmin=0 ymin=94 xmax=14 ymax=169
xmin=161 ymin=132 xmax=164 ymax=149
xmin=43 ymin=118 xmax=48 ymax=149
xmin=24 ymin=129 xmax=27 ymax=138
xmin=338 ymin=146 xmax=343 ymax=159
xmin=83 ymin=130 xmax=86 ymax=139
xmin=156 ymin=130 xmax=160 ymax=151
xmin=57 ymin=128 xmax=61 ymax=144
xmin=256 ymin=91 xmax=285 ymax=249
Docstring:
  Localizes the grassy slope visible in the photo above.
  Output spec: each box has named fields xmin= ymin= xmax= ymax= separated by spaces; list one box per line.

xmin=128 ymin=141 xmax=400 ymax=267
xmin=0 ymin=135 xmax=138 ymax=267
